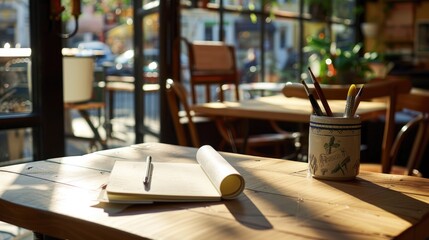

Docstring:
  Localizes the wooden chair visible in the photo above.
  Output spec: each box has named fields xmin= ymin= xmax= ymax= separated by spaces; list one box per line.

xmin=166 ymin=79 xmax=204 ymax=148
xmin=361 ymin=88 xmax=429 ymax=176
xmin=63 ymin=56 xmax=107 ymax=150
xmin=182 ymin=39 xmax=301 ymax=157
xmin=166 ymin=79 xmax=301 ymax=158
xmin=282 ymin=77 xmax=412 ymax=173
xmin=183 ymin=38 xmax=240 ymax=104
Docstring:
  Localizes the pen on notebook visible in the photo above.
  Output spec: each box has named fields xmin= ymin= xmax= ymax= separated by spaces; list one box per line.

xmin=301 ymin=80 xmax=324 ymax=116
xmin=344 ymin=84 xmax=357 ymax=118
xmin=351 ymin=85 xmax=364 ymax=116
xmin=308 ymin=67 xmax=333 ymax=116
xmin=144 ymin=155 xmax=152 ymax=185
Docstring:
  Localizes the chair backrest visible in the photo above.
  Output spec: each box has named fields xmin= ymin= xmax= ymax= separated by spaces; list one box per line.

xmin=166 ymin=79 xmax=200 ymax=148
xmin=391 ymin=88 xmax=429 ymax=175
xmin=282 ymin=77 xmax=410 ymax=101
xmin=63 ymin=56 xmax=95 ymax=103
xmin=282 ymin=76 xmax=413 ymax=173
xmin=182 ymin=38 xmax=240 ymax=104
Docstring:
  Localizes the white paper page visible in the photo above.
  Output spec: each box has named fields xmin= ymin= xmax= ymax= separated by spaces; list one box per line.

xmin=196 ymin=145 xmax=245 ymax=199
xmin=107 ymin=161 xmax=221 ymax=201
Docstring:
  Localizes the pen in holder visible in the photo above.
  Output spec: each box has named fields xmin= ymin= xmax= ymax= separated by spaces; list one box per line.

xmin=308 ymin=114 xmax=361 ymax=180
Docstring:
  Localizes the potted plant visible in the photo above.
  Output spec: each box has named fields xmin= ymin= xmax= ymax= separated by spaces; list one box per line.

xmin=304 ymin=35 xmax=378 ymax=84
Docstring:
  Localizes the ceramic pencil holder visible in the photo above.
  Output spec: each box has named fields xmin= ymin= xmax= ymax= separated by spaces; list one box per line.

xmin=308 ymin=114 xmax=361 ymax=180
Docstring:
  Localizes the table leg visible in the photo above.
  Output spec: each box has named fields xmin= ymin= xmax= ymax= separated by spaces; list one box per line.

xmin=297 ymin=123 xmax=309 ymax=162
xmin=78 ymin=109 xmax=108 ymax=149
xmin=239 ymin=119 xmax=250 ymax=154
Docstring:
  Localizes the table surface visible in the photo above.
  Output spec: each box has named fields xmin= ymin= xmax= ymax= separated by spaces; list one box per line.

xmin=0 ymin=143 xmax=428 ymax=240
xmin=191 ymin=95 xmax=386 ymax=123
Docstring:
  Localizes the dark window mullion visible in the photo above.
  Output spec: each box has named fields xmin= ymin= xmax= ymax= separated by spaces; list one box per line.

xmin=29 ymin=0 xmax=64 ymax=160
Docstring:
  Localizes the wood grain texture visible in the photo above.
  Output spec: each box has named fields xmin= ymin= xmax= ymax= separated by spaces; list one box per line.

xmin=0 ymin=143 xmax=428 ymax=240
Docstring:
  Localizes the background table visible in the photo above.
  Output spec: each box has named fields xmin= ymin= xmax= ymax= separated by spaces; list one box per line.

xmin=0 ymin=143 xmax=428 ymax=239
xmin=191 ymin=95 xmax=387 ymax=158
xmin=191 ymin=95 xmax=386 ymax=123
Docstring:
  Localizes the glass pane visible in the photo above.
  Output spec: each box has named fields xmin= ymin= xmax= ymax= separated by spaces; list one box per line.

xmin=262 ymin=20 xmax=277 ymax=83
xmin=332 ymin=0 xmax=355 ymax=22
xmin=274 ymin=18 xmax=300 ymax=83
xmin=303 ymin=21 xmax=330 ymax=83
xmin=181 ymin=8 xmax=219 ymax=42
xmin=0 ymin=1 xmax=31 ymax=115
xmin=181 ymin=7 xmax=220 ymax=91
xmin=221 ymin=0 xmax=262 ymax=11
xmin=0 ymin=1 xmax=34 ymax=165
xmin=60 ymin=1 xmax=165 ymax=150
xmin=62 ymin=2 xmax=131 ymax=153
xmin=333 ymin=24 xmax=355 ymax=49
xmin=303 ymin=0 xmax=331 ymax=22
xmin=143 ymin=13 xmax=159 ymax=84
xmin=229 ymin=14 xmax=262 ymax=84
xmin=303 ymin=0 xmax=356 ymax=23
xmin=143 ymin=12 xmax=160 ymax=143
xmin=181 ymin=8 xmax=222 ymax=100
xmin=276 ymin=0 xmax=300 ymax=14
xmin=0 ymin=128 xmax=32 ymax=164
xmin=333 ymin=24 xmax=374 ymax=84
xmin=0 ymin=55 xmax=32 ymax=113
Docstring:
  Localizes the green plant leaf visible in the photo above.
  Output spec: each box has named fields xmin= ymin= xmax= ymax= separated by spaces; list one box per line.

xmin=250 ymin=13 xmax=257 ymax=23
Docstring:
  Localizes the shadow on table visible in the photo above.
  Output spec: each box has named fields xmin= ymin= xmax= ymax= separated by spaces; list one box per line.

xmin=102 ymin=193 xmax=273 ymax=230
xmin=321 ymin=174 xmax=429 ymax=223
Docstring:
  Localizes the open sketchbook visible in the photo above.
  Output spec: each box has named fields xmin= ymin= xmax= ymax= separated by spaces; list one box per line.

xmin=104 ymin=145 xmax=245 ymax=203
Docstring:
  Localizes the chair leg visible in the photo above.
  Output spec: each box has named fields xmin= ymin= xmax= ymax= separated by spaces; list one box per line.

xmin=406 ymin=114 xmax=429 ymax=175
xmin=225 ymin=126 xmax=238 ymax=153
xmin=215 ymin=119 xmax=239 ymax=153
xmin=78 ymin=109 xmax=108 ymax=149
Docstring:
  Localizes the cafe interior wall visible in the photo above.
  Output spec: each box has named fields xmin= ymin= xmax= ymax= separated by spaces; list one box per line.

xmin=364 ymin=1 xmax=429 ymax=66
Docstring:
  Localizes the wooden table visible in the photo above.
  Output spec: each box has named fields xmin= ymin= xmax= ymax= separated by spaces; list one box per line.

xmin=191 ymin=95 xmax=386 ymax=123
xmin=191 ymin=95 xmax=387 ymax=157
xmin=0 ymin=143 xmax=428 ymax=239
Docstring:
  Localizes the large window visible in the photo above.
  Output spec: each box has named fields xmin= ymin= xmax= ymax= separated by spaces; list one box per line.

xmin=0 ymin=1 xmax=33 ymax=164
xmin=0 ymin=1 xmax=65 ymax=164
xmin=180 ymin=0 xmax=359 ymax=85
xmin=0 ymin=1 xmax=360 ymax=162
